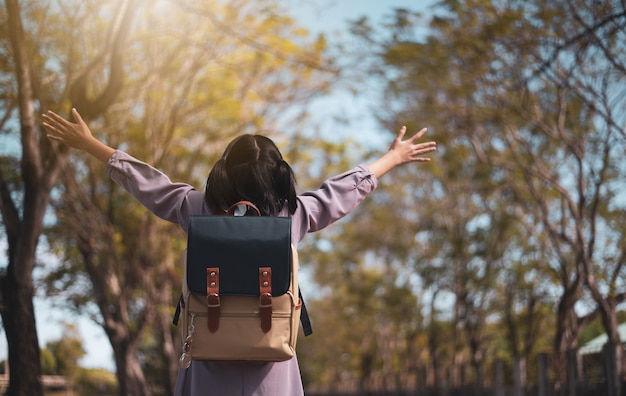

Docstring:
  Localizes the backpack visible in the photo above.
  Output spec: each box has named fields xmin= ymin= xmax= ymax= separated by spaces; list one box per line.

xmin=173 ymin=201 xmax=312 ymax=367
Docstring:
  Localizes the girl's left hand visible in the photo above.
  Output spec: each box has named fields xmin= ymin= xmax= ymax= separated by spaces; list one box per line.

xmin=388 ymin=126 xmax=437 ymax=165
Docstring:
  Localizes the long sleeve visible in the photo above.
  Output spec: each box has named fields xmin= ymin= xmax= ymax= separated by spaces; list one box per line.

xmin=291 ymin=165 xmax=378 ymax=242
xmin=105 ymin=150 xmax=206 ymax=231
xmin=105 ymin=150 xmax=378 ymax=239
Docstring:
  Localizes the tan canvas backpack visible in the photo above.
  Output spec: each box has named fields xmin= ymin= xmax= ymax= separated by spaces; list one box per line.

xmin=173 ymin=201 xmax=312 ymax=367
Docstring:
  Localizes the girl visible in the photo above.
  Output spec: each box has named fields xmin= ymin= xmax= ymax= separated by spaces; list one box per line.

xmin=42 ymin=108 xmax=436 ymax=395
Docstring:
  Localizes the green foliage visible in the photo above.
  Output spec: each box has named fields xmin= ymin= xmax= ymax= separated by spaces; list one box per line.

xmin=38 ymin=325 xmax=115 ymax=395
xmin=298 ymin=258 xmax=422 ymax=387
xmin=40 ymin=349 xmax=57 ymax=375
xmin=75 ymin=368 xmax=118 ymax=395
xmin=41 ymin=323 xmax=85 ymax=377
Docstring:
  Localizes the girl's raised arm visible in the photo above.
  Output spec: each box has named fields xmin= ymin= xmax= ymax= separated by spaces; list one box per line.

xmin=42 ymin=108 xmax=115 ymax=164
xmin=366 ymin=126 xmax=437 ymax=178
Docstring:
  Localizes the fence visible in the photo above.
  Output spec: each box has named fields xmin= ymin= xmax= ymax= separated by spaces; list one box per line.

xmin=306 ymin=343 xmax=625 ymax=396
xmin=0 ymin=374 xmax=68 ymax=393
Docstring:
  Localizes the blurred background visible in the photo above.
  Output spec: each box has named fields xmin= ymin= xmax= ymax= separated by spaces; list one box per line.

xmin=1 ymin=0 xmax=625 ymax=395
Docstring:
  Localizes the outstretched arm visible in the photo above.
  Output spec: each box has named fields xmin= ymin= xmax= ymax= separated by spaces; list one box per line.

xmin=43 ymin=108 xmax=205 ymax=227
xmin=366 ymin=126 xmax=437 ymax=178
xmin=42 ymin=108 xmax=115 ymax=163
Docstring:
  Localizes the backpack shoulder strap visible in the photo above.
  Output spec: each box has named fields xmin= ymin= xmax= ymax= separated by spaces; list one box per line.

xmin=173 ymin=293 xmax=183 ymax=326
xmin=299 ymin=289 xmax=313 ymax=336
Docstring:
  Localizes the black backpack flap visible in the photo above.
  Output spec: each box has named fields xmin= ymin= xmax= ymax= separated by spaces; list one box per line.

xmin=186 ymin=215 xmax=292 ymax=297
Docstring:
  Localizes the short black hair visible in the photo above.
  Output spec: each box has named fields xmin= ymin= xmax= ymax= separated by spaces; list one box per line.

xmin=205 ymin=134 xmax=297 ymax=216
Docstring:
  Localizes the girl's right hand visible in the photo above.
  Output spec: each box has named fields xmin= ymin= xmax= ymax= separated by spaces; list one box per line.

xmin=42 ymin=108 xmax=94 ymax=150
xmin=42 ymin=108 xmax=116 ymax=163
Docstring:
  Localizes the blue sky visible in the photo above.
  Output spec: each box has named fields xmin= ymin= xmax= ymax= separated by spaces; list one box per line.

xmin=284 ymin=0 xmax=438 ymax=148
xmin=287 ymin=0 xmax=437 ymax=30
xmin=0 ymin=0 xmax=438 ymax=372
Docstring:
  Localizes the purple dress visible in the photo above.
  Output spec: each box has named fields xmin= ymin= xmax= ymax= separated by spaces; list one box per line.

xmin=105 ymin=150 xmax=379 ymax=396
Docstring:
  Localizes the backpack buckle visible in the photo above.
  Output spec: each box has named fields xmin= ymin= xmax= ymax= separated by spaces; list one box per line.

xmin=259 ymin=267 xmax=272 ymax=333
xmin=207 ymin=268 xmax=220 ymax=332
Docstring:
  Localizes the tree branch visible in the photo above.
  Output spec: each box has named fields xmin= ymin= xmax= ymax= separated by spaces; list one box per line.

xmin=69 ymin=0 xmax=140 ymax=119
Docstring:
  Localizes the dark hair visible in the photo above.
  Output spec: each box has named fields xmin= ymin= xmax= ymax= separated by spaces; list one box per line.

xmin=205 ymin=134 xmax=297 ymax=216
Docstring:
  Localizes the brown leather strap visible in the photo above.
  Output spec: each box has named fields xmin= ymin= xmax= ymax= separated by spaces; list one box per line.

xmin=206 ymin=268 xmax=220 ymax=332
xmin=227 ymin=201 xmax=261 ymax=216
xmin=259 ymin=267 xmax=272 ymax=333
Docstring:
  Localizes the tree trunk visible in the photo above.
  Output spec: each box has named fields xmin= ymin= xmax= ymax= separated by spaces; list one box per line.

xmin=160 ymin=309 xmax=179 ymax=394
xmin=86 ymin=251 xmax=154 ymax=396
xmin=587 ymin=277 xmax=623 ymax=392
xmin=537 ymin=353 xmax=549 ymax=396
xmin=112 ymin=339 xmax=152 ymax=396
xmin=1 ymin=0 xmax=63 ymax=394
xmin=553 ymin=283 xmax=582 ymax=390
xmin=493 ymin=359 xmax=504 ymax=396
xmin=512 ymin=356 xmax=524 ymax=396
xmin=0 ymin=277 xmax=42 ymax=396
xmin=602 ymin=342 xmax=621 ymax=396
xmin=469 ymin=333 xmax=484 ymax=391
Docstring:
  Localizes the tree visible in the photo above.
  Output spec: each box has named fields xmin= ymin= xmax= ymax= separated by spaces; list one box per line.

xmin=41 ymin=326 xmax=118 ymax=394
xmin=291 ymin=133 xmax=433 ymax=391
xmin=1 ymin=1 xmax=139 ymax=394
xmin=530 ymin=1 xmax=626 ymax=390
xmin=354 ymin=0 xmax=626 ymax=390
xmin=44 ymin=323 xmax=86 ymax=379
xmin=1 ymin=3 xmax=49 ymax=394
xmin=348 ymin=4 xmax=527 ymax=388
